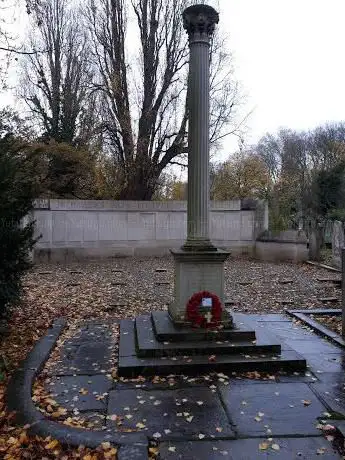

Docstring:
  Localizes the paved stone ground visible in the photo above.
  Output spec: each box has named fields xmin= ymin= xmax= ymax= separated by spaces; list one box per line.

xmin=38 ymin=314 xmax=345 ymax=459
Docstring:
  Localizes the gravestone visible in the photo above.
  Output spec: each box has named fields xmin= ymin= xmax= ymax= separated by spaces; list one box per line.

xmin=341 ymin=248 xmax=345 ymax=338
xmin=308 ymin=228 xmax=321 ymax=261
xmin=332 ymin=221 xmax=344 ymax=268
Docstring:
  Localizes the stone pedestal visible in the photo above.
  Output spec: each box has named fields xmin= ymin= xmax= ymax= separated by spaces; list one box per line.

xmin=169 ymin=249 xmax=232 ymax=326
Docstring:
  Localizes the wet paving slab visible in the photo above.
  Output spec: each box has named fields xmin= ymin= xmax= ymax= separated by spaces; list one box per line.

xmin=45 ymin=374 xmax=114 ymax=412
xmin=158 ymin=437 xmax=341 ymax=459
xmin=37 ymin=316 xmax=345 ymax=458
xmin=218 ymin=382 xmax=327 ymax=437
xmin=107 ymin=387 xmax=235 ymax=440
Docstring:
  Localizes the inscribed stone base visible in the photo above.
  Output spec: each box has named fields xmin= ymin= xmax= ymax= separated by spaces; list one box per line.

xmin=169 ymin=248 xmax=231 ymax=326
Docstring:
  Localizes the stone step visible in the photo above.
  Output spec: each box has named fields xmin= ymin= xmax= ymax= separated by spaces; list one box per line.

xmin=118 ymin=318 xmax=307 ymax=378
xmin=151 ymin=311 xmax=256 ymax=343
xmin=135 ymin=316 xmax=281 ymax=358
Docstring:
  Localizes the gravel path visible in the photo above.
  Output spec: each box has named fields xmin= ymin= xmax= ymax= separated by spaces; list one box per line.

xmin=22 ymin=256 xmax=341 ymax=323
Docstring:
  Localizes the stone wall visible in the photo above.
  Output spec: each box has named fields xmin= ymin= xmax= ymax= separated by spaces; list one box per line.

xmin=255 ymin=230 xmax=308 ymax=263
xmin=32 ymin=199 xmax=266 ymax=262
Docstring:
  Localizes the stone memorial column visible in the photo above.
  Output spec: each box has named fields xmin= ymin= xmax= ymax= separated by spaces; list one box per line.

xmin=182 ymin=4 xmax=218 ymax=251
xmin=169 ymin=4 xmax=232 ymax=327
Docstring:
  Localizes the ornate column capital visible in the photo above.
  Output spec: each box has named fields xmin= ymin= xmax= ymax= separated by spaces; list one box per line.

xmin=183 ymin=4 xmax=219 ymax=43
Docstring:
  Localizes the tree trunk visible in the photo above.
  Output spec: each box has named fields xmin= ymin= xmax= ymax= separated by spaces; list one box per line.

xmin=117 ymin=165 xmax=159 ymax=200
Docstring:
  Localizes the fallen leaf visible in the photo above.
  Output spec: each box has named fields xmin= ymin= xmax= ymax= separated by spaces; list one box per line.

xmin=271 ymin=443 xmax=280 ymax=451
xmin=45 ymin=439 xmax=59 ymax=449
xmin=104 ymin=449 xmax=118 ymax=458
xmin=259 ymin=442 xmax=269 ymax=450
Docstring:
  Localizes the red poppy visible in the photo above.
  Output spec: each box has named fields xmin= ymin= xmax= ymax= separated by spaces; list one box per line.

xmin=186 ymin=291 xmax=222 ymax=328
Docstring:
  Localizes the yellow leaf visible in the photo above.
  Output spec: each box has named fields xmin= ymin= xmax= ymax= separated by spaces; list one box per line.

xmin=46 ymin=398 xmax=58 ymax=406
xmin=51 ymin=407 xmax=67 ymax=418
xmin=104 ymin=448 xmax=118 ymax=458
xmin=45 ymin=439 xmax=59 ymax=449
xmin=7 ymin=437 xmax=18 ymax=445
xmin=101 ymin=441 xmax=111 ymax=450
xmin=19 ymin=432 xmax=28 ymax=444
xmin=259 ymin=442 xmax=269 ymax=451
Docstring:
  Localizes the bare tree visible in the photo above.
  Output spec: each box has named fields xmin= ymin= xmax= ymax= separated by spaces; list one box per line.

xmin=85 ymin=0 xmax=242 ymax=200
xmin=20 ymin=0 xmax=94 ymax=145
xmin=0 ymin=1 xmax=50 ymax=90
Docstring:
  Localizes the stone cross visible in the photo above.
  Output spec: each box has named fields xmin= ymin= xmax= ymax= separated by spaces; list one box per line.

xmin=182 ymin=4 xmax=219 ymax=252
xmin=204 ymin=311 xmax=213 ymax=324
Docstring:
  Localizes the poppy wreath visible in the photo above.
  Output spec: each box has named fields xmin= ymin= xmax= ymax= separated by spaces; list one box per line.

xmin=186 ymin=290 xmax=222 ymax=328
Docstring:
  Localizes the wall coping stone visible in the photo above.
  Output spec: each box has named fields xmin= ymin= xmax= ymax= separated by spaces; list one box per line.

xmin=33 ymin=199 xmax=244 ymax=212
xmin=257 ymin=230 xmax=308 ymax=245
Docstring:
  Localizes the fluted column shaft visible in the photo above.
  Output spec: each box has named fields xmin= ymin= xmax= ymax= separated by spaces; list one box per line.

xmin=187 ymin=38 xmax=210 ymax=244
xmin=182 ymin=4 xmax=219 ymax=251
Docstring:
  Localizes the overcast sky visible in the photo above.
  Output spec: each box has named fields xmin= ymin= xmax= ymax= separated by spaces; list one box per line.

xmin=2 ymin=0 xmax=345 ymax=156
xmin=219 ymin=0 xmax=345 ymax=150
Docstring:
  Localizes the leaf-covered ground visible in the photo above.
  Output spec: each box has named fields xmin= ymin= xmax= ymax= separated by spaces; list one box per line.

xmin=0 ymin=256 xmax=342 ymax=458
xmin=314 ymin=315 xmax=343 ymax=335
